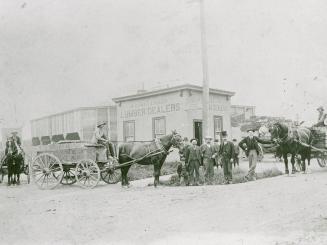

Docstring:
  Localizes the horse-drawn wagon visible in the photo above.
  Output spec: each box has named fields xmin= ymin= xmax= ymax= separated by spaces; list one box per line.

xmin=30 ymin=131 xmax=183 ymax=189
xmin=30 ymin=141 xmax=121 ymax=189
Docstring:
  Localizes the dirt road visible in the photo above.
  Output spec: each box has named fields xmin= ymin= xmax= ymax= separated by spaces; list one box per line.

xmin=1 ymin=158 xmax=327 ymax=245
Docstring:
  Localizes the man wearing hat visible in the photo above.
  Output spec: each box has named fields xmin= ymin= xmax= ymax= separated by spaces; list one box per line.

xmin=200 ymin=135 xmax=216 ymax=184
xmin=177 ymin=137 xmax=191 ymax=181
xmin=314 ymin=106 xmax=327 ymax=127
xmin=92 ymin=122 xmax=115 ymax=159
xmin=239 ymin=129 xmax=271 ymax=181
xmin=185 ymin=138 xmax=202 ymax=185
xmin=218 ymin=131 xmax=235 ymax=184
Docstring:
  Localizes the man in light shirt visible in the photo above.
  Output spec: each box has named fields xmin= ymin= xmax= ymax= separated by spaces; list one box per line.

xmin=200 ymin=136 xmax=217 ymax=185
xmin=92 ymin=122 xmax=115 ymax=159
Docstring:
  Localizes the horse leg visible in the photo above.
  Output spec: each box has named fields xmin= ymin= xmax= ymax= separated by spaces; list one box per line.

xmin=120 ymin=167 xmax=126 ymax=186
xmin=120 ymin=165 xmax=131 ymax=187
xmin=8 ymin=172 xmax=12 ymax=186
xmin=124 ymin=165 xmax=131 ymax=186
xmin=153 ymin=160 xmax=164 ymax=187
xmin=283 ymin=154 xmax=289 ymax=175
xmin=290 ymin=155 xmax=296 ymax=174
xmin=16 ymin=173 xmax=20 ymax=185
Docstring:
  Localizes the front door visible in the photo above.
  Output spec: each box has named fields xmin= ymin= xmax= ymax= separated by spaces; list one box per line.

xmin=193 ymin=120 xmax=203 ymax=146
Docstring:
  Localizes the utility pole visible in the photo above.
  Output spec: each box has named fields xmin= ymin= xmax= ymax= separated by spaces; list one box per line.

xmin=199 ymin=0 xmax=210 ymax=137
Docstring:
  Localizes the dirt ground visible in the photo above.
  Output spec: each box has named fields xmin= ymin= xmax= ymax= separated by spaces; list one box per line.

xmin=1 ymin=157 xmax=327 ymax=245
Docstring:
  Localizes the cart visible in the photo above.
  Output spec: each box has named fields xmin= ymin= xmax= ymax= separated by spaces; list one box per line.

xmin=30 ymin=141 xmax=121 ymax=189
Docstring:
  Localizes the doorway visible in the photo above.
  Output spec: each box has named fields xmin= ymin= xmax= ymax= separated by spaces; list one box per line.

xmin=193 ymin=120 xmax=203 ymax=146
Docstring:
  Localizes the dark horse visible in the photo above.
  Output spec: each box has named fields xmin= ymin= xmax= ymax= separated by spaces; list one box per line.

xmin=269 ymin=122 xmax=312 ymax=174
xmin=4 ymin=139 xmax=24 ymax=185
xmin=118 ymin=130 xmax=183 ymax=187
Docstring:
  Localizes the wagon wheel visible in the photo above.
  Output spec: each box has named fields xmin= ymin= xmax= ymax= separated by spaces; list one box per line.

xmin=75 ymin=159 xmax=100 ymax=189
xmin=100 ymin=165 xmax=121 ymax=184
xmin=60 ymin=166 xmax=77 ymax=185
xmin=317 ymin=154 xmax=327 ymax=168
xmin=31 ymin=153 xmax=63 ymax=190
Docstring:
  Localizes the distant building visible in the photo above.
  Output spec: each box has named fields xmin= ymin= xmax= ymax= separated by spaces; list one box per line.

xmin=231 ymin=105 xmax=256 ymax=120
xmin=30 ymin=106 xmax=117 ymax=146
xmin=113 ymin=84 xmax=235 ymax=145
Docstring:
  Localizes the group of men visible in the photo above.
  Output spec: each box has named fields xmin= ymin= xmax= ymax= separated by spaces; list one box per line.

xmin=179 ymin=129 xmax=271 ymax=185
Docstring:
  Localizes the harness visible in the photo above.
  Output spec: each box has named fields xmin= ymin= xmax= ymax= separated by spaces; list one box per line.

xmin=120 ymin=133 xmax=182 ymax=165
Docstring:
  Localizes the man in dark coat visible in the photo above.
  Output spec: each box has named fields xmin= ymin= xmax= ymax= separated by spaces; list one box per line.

xmin=218 ymin=131 xmax=234 ymax=184
xmin=185 ymin=138 xmax=202 ymax=185
xmin=239 ymin=129 xmax=272 ymax=181
xmin=177 ymin=137 xmax=191 ymax=180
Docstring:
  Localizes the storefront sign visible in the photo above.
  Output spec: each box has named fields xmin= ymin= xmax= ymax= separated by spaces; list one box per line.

xmin=120 ymin=103 xmax=181 ymax=118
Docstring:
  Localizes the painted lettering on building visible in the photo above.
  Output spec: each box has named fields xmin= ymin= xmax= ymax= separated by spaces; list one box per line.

xmin=120 ymin=103 xmax=181 ymax=118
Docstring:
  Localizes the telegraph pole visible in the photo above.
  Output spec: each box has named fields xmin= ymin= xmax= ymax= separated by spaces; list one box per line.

xmin=200 ymin=0 xmax=210 ymax=137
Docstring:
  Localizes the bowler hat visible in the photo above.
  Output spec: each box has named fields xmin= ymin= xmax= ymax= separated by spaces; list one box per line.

xmin=221 ymin=131 xmax=227 ymax=137
xmin=190 ymin=138 xmax=197 ymax=143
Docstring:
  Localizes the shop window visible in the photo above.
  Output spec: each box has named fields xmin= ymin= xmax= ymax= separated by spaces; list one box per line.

xmin=123 ymin=120 xmax=135 ymax=142
xmin=153 ymin=117 xmax=166 ymax=139
xmin=213 ymin=116 xmax=223 ymax=140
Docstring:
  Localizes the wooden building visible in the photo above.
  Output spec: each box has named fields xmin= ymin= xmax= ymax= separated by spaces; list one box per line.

xmin=113 ymin=84 xmax=235 ymax=145
xmin=30 ymin=106 xmax=117 ymax=145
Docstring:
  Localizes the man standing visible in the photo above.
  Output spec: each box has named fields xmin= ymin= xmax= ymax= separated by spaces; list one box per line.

xmin=92 ymin=122 xmax=115 ymax=159
xmin=212 ymin=139 xmax=221 ymax=168
xmin=177 ymin=137 xmax=191 ymax=180
xmin=232 ymin=139 xmax=240 ymax=167
xmin=314 ymin=106 xmax=327 ymax=127
xmin=185 ymin=138 xmax=202 ymax=185
xmin=200 ymin=136 xmax=216 ymax=184
xmin=219 ymin=131 xmax=234 ymax=184
xmin=239 ymin=129 xmax=271 ymax=181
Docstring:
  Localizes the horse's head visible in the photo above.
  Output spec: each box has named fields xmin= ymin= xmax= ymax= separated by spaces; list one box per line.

xmin=269 ymin=122 xmax=287 ymax=143
xmin=170 ymin=130 xmax=183 ymax=149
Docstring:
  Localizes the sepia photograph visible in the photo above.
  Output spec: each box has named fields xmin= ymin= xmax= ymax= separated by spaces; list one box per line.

xmin=0 ymin=0 xmax=327 ymax=244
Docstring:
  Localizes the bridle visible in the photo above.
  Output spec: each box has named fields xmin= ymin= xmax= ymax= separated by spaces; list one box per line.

xmin=271 ymin=124 xmax=289 ymax=144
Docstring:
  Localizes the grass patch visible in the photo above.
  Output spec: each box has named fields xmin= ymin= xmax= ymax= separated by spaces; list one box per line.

xmin=167 ymin=166 xmax=283 ymax=186
xmin=127 ymin=161 xmax=180 ymax=181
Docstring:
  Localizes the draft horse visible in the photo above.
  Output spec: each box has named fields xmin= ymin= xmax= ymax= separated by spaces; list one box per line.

xmin=118 ymin=130 xmax=183 ymax=187
xmin=269 ymin=122 xmax=312 ymax=174
xmin=4 ymin=139 xmax=24 ymax=185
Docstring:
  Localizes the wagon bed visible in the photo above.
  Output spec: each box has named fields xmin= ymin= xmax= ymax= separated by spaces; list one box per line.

xmin=30 ymin=141 xmax=120 ymax=189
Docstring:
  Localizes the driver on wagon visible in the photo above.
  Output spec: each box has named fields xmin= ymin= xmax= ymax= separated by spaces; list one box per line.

xmin=92 ymin=122 xmax=115 ymax=159
xmin=314 ymin=106 xmax=327 ymax=127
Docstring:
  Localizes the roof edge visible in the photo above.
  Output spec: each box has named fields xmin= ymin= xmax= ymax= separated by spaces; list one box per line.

xmin=113 ymin=83 xmax=235 ymax=102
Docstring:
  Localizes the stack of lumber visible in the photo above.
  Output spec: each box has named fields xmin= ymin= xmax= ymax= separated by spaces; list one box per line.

xmin=312 ymin=127 xmax=327 ymax=149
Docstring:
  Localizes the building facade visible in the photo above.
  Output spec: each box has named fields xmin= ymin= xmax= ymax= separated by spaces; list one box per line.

xmin=113 ymin=84 xmax=235 ymax=145
xmin=30 ymin=106 xmax=117 ymax=145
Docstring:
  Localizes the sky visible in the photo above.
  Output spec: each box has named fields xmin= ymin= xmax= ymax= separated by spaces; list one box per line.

xmin=1 ymin=0 xmax=327 ymax=139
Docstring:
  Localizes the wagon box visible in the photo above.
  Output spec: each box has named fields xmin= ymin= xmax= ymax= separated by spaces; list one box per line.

xmin=35 ymin=142 xmax=107 ymax=163
xmin=30 ymin=141 xmax=120 ymax=189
